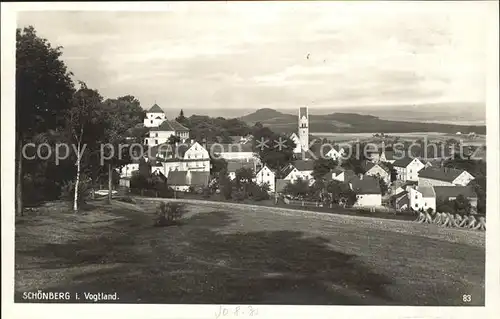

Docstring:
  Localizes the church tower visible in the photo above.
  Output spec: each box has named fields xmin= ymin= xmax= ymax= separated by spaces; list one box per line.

xmin=298 ymin=106 xmax=309 ymax=152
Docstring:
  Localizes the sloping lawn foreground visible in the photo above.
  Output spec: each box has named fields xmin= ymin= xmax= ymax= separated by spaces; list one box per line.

xmin=15 ymin=200 xmax=485 ymax=305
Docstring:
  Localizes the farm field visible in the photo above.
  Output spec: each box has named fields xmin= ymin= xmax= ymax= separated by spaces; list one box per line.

xmin=15 ymin=199 xmax=485 ymax=305
xmin=312 ymin=132 xmax=486 ymax=143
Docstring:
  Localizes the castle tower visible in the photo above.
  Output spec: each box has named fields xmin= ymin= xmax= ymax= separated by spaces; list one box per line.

xmin=298 ymin=106 xmax=309 ymax=152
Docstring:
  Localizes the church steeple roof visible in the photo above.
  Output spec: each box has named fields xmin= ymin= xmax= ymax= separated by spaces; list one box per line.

xmin=299 ymin=107 xmax=308 ymax=118
xmin=148 ymin=103 xmax=164 ymax=113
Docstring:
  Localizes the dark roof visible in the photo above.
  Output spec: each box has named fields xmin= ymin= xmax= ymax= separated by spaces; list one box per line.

xmin=150 ymin=120 xmax=189 ymax=132
xmin=349 ymin=175 xmax=381 ymax=194
xmin=416 ymin=186 xmax=435 ymax=198
xmin=167 ymin=171 xmax=188 ymax=185
xmin=361 ymin=161 xmax=375 ymax=172
xmin=299 ymin=107 xmax=308 ymax=118
xmin=343 ymin=170 xmax=357 ymax=182
xmin=276 ymin=179 xmax=291 ymax=193
xmin=227 ymin=160 xmax=255 ymax=173
xmin=433 ymin=186 xmax=477 ymax=200
xmin=148 ymin=104 xmax=164 ymax=113
xmin=168 ymin=120 xmax=189 ymax=131
xmin=392 ymin=157 xmax=415 ymax=168
xmin=190 ymin=171 xmax=210 ymax=187
xmin=418 ymin=167 xmax=467 ymax=182
xmin=281 ymin=164 xmax=297 ymax=177
xmin=207 ymin=143 xmax=253 ymax=153
xmin=292 ymin=159 xmax=315 ymax=171
xmin=150 ymin=143 xmax=191 ymax=159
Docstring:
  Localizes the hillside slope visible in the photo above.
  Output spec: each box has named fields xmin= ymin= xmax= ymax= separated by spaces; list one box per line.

xmin=239 ymin=108 xmax=486 ymax=134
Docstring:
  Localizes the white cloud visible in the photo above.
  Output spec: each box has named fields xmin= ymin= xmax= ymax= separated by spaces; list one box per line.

xmin=16 ymin=2 xmax=490 ymax=110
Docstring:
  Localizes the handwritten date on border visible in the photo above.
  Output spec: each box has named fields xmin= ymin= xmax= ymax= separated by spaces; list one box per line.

xmin=215 ymin=305 xmax=258 ymax=318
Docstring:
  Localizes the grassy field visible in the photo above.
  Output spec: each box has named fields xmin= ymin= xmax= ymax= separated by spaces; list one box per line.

xmin=15 ymin=199 xmax=485 ymax=305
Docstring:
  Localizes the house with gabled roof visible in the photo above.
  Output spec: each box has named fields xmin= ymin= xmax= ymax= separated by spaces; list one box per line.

xmin=418 ymin=166 xmax=474 ymax=187
xmin=166 ymin=170 xmax=210 ymax=192
xmin=409 ymin=186 xmax=436 ymax=212
xmin=281 ymin=160 xmax=315 ymax=183
xmin=255 ymin=164 xmax=276 ymax=193
xmin=207 ymin=142 xmax=257 ymax=162
xmin=433 ymin=186 xmax=478 ymax=208
xmin=148 ymin=141 xmax=210 ymax=176
xmin=144 ymin=103 xmax=166 ymax=128
xmin=226 ymin=160 xmax=256 ymax=180
xmin=144 ymin=119 xmax=189 ymax=145
xmin=349 ymin=175 xmax=382 ymax=207
xmin=393 ymin=157 xmax=425 ymax=182
xmin=362 ymin=161 xmax=391 ymax=185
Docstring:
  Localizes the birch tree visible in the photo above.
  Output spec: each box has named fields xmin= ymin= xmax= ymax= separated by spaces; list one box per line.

xmin=66 ymin=82 xmax=104 ymax=212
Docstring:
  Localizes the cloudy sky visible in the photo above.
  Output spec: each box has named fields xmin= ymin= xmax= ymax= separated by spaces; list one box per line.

xmin=17 ymin=2 xmax=491 ymax=112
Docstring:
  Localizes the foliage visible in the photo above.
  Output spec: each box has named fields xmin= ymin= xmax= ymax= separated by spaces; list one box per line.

xmin=235 ymin=167 xmax=255 ymax=190
xmin=326 ymin=180 xmax=357 ymax=207
xmin=154 ymin=202 xmax=187 ymax=227
xmin=248 ymin=182 xmax=270 ymax=201
xmin=453 ymin=195 xmax=472 ymax=215
xmin=283 ymin=178 xmax=310 ymax=199
xmin=374 ymin=174 xmax=389 ymax=196
xmin=252 ymin=125 xmax=296 ymax=171
xmin=16 ymin=26 xmax=76 ymax=214
xmin=219 ymin=174 xmax=233 ymax=200
xmin=312 ymin=158 xmax=338 ymax=180
xmin=233 ymin=190 xmax=246 ymax=202
xmin=60 ymin=178 xmax=91 ymax=204
xmin=210 ymin=158 xmax=228 ymax=176
xmin=181 ymin=115 xmax=251 ymax=143
xmin=202 ymin=186 xmax=212 ymax=199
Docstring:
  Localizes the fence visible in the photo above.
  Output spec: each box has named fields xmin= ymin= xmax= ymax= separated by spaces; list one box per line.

xmin=283 ymin=197 xmax=326 ymax=208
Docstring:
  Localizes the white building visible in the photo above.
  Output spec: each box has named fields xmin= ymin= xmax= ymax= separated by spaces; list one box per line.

xmin=148 ymin=141 xmax=210 ymax=176
xmin=143 ymin=104 xmax=166 ymax=127
xmin=207 ymin=143 xmax=258 ymax=162
xmin=281 ymin=160 xmax=315 ymax=183
xmin=298 ymin=107 xmax=309 ymax=152
xmin=418 ymin=167 xmax=474 ymax=187
xmin=349 ymin=175 xmax=382 ymax=208
xmin=289 ymin=107 xmax=310 ymax=154
xmin=255 ymin=165 xmax=276 ymax=193
xmin=363 ymin=162 xmax=391 ymax=185
xmin=144 ymin=120 xmax=190 ymax=146
xmin=392 ymin=157 xmax=425 ymax=182
xmin=119 ymin=163 xmax=140 ymax=178
xmin=408 ymin=186 xmax=436 ymax=212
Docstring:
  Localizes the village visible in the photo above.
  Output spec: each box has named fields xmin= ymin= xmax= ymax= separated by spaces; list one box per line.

xmin=117 ymin=104 xmax=486 ymax=230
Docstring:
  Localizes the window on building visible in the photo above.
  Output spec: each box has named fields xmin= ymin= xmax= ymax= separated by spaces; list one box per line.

xmin=424 ymin=203 xmax=427 ymax=206
xmin=150 ymin=120 xmax=153 ymax=124
xmin=415 ymin=203 xmax=418 ymax=207
xmin=155 ymin=140 xmax=158 ymax=145
xmin=155 ymin=133 xmax=158 ymax=137
xmin=267 ymin=173 xmax=269 ymax=177
xmin=145 ymin=139 xmax=148 ymax=145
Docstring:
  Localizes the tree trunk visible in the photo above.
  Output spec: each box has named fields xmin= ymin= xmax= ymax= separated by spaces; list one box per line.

xmin=107 ymin=163 xmax=112 ymax=204
xmin=73 ymin=142 xmax=81 ymax=213
xmin=16 ymin=132 xmax=24 ymax=216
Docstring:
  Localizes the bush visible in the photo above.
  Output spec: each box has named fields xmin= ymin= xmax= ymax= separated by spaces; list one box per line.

xmin=157 ymin=185 xmax=175 ymax=198
xmin=154 ymin=202 xmax=187 ymax=227
xmin=233 ymin=190 xmax=246 ymax=202
xmin=59 ymin=179 xmax=91 ymax=204
xmin=201 ymin=186 xmax=212 ymax=199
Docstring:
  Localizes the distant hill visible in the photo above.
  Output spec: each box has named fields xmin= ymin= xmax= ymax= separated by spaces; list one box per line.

xmin=239 ymin=108 xmax=486 ymax=135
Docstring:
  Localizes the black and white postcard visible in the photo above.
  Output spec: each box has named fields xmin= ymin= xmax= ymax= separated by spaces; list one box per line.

xmin=2 ymin=1 xmax=499 ymax=319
